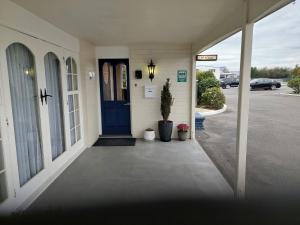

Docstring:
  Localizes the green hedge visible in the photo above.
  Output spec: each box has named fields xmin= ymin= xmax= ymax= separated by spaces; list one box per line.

xmin=196 ymin=71 xmax=215 ymax=81
xmin=201 ymin=87 xmax=225 ymax=110
xmin=288 ymin=78 xmax=300 ymax=94
xmin=197 ymin=78 xmax=220 ymax=104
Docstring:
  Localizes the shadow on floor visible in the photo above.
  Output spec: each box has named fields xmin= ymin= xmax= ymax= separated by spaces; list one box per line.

xmin=2 ymin=198 xmax=300 ymax=225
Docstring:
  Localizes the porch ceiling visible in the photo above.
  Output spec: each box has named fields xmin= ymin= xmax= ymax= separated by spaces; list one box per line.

xmin=11 ymin=0 xmax=291 ymax=49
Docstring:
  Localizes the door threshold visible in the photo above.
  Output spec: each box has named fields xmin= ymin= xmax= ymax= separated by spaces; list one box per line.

xmin=100 ymin=135 xmax=133 ymax=139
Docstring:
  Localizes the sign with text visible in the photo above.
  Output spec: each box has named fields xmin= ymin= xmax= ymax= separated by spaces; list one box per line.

xmin=144 ymin=85 xmax=157 ymax=98
xmin=177 ymin=70 xmax=187 ymax=82
xmin=196 ymin=55 xmax=218 ymax=61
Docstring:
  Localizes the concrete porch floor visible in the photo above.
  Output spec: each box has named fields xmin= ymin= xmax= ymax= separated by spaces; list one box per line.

xmin=28 ymin=140 xmax=233 ymax=212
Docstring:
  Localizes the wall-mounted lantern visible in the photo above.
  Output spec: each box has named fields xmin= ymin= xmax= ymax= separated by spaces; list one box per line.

xmin=148 ymin=59 xmax=156 ymax=82
xmin=88 ymin=71 xmax=96 ymax=80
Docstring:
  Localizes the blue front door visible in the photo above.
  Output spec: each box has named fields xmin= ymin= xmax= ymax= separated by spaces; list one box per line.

xmin=99 ymin=59 xmax=131 ymax=135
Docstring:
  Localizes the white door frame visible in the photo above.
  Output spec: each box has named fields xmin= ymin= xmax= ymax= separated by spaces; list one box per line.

xmin=0 ymin=25 xmax=85 ymax=211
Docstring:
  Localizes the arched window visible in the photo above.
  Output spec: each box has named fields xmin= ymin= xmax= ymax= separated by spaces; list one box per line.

xmin=66 ymin=57 xmax=81 ymax=146
xmin=6 ymin=43 xmax=43 ymax=186
xmin=44 ymin=52 xmax=65 ymax=160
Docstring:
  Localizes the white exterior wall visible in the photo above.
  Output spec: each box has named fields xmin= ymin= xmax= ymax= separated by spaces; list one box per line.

xmin=95 ymin=45 xmax=193 ymax=139
xmin=79 ymin=40 xmax=99 ymax=147
xmin=0 ymin=0 xmax=79 ymax=52
xmin=129 ymin=44 xmax=192 ymax=138
xmin=96 ymin=46 xmax=129 ymax=59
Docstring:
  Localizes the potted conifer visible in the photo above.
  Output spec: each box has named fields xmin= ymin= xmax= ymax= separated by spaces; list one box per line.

xmin=158 ymin=78 xmax=174 ymax=142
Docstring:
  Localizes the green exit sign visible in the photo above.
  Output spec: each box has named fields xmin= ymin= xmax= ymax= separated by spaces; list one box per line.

xmin=177 ymin=70 xmax=187 ymax=82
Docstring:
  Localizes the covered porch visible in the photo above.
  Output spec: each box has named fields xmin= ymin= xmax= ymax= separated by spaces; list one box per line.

xmin=28 ymin=140 xmax=232 ymax=212
xmin=0 ymin=0 xmax=293 ymax=215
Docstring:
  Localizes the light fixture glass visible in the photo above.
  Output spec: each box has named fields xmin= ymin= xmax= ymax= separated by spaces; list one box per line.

xmin=88 ymin=71 xmax=96 ymax=80
xmin=24 ymin=67 xmax=35 ymax=77
xmin=148 ymin=59 xmax=156 ymax=82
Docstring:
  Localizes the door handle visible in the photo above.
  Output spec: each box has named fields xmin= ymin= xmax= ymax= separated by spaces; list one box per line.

xmin=44 ymin=88 xmax=53 ymax=105
xmin=40 ymin=89 xmax=44 ymax=105
xmin=124 ymin=103 xmax=130 ymax=106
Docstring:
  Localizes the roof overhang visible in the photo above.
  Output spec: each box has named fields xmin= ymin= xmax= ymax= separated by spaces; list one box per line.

xmin=10 ymin=0 xmax=292 ymax=52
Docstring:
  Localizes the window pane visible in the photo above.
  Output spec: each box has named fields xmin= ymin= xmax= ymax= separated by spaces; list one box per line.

xmin=6 ymin=43 xmax=44 ymax=186
xmin=73 ymin=75 xmax=78 ymax=91
xmin=67 ymin=75 xmax=72 ymax=91
xmin=44 ymin=52 xmax=65 ymax=160
xmin=0 ymin=141 xmax=4 ymax=172
xmin=69 ymin=112 xmax=75 ymax=129
xmin=76 ymin=126 xmax=81 ymax=141
xmin=66 ymin=58 xmax=72 ymax=73
xmin=103 ymin=63 xmax=114 ymax=101
xmin=68 ymin=95 xmax=74 ymax=112
xmin=0 ymin=125 xmax=3 ymax=172
xmin=75 ymin=110 xmax=80 ymax=126
xmin=71 ymin=58 xmax=77 ymax=74
xmin=74 ymin=94 xmax=79 ymax=110
xmin=0 ymin=173 xmax=7 ymax=203
xmin=67 ymin=57 xmax=80 ymax=146
xmin=70 ymin=128 xmax=76 ymax=146
xmin=116 ymin=64 xmax=127 ymax=101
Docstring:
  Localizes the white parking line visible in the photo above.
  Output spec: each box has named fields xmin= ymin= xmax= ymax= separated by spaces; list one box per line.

xmin=279 ymin=93 xmax=300 ymax=97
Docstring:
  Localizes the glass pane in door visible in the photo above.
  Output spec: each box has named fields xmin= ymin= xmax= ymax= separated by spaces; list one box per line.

xmin=0 ymin=127 xmax=4 ymax=171
xmin=66 ymin=57 xmax=81 ymax=146
xmin=73 ymin=75 xmax=78 ymax=91
xmin=6 ymin=43 xmax=44 ymax=186
xmin=66 ymin=57 xmax=72 ymax=74
xmin=102 ymin=63 xmax=114 ymax=101
xmin=116 ymin=64 xmax=128 ymax=101
xmin=44 ymin=52 xmax=65 ymax=160
xmin=0 ymin=173 xmax=7 ymax=202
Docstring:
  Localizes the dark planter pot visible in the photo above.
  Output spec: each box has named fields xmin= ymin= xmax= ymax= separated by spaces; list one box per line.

xmin=178 ymin=131 xmax=188 ymax=141
xmin=158 ymin=120 xmax=173 ymax=142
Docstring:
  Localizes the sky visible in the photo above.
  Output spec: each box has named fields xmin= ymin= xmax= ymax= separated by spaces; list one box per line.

xmin=197 ymin=1 xmax=300 ymax=72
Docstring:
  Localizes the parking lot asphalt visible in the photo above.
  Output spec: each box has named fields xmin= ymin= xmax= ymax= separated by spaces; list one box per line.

xmin=196 ymin=86 xmax=300 ymax=199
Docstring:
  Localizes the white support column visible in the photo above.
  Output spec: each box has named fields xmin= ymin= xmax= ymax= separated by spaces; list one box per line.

xmin=235 ymin=0 xmax=254 ymax=199
xmin=190 ymin=54 xmax=197 ymax=139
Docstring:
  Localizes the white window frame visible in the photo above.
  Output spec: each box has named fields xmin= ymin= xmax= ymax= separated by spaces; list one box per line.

xmin=0 ymin=99 xmax=8 ymax=203
xmin=66 ymin=57 xmax=81 ymax=146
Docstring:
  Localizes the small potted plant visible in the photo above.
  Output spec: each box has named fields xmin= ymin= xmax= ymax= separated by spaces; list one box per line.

xmin=144 ymin=128 xmax=155 ymax=141
xmin=177 ymin=124 xmax=189 ymax=141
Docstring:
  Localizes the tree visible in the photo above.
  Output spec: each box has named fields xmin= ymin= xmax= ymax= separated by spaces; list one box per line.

xmin=220 ymin=66 xmax=230 ymax=73
xmin=251 ymin=67 xmax=292 ymax=79
xmin=196 ymin=71 xmax=220 ymax=105
xmin=196 ymin=70 xmax=215 ymax=81
xmin=251 ymin=67 xmax=259 ymax=78
xmin=288 ymin=77 xmax=300 ymax=94
xmin=160 ymin=79 xmax=173 ymax=121
xmin=292 ymin=64 xmax=300 ymax=78
xmin=201 ymin=87 xmax=225 ymax=110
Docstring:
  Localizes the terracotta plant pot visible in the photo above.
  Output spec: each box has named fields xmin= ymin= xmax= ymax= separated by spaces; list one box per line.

xmin=178 ymin=131 xmax=188 ymax=141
